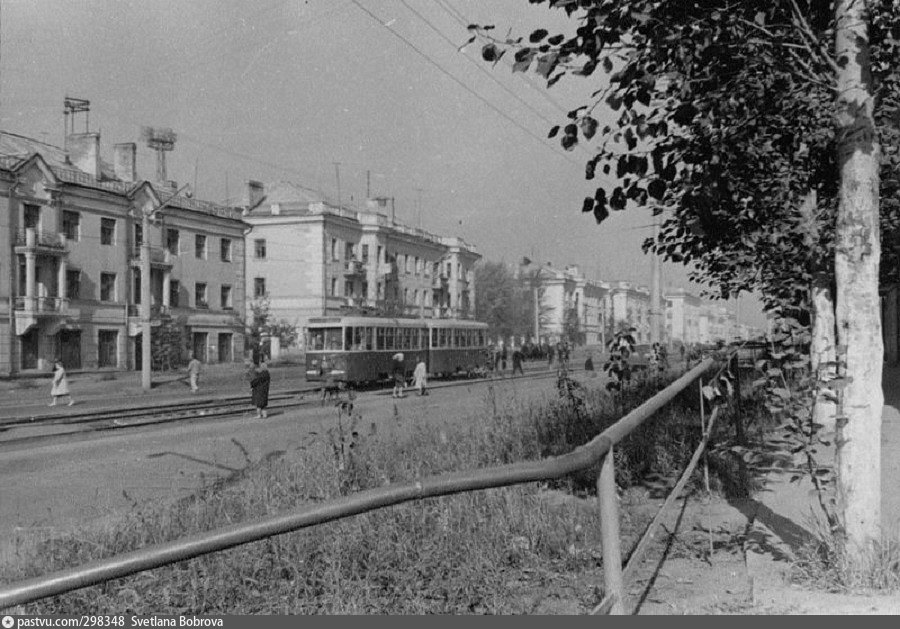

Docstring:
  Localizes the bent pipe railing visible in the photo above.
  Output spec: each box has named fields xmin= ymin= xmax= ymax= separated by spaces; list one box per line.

xmin=0 ymin=357 xmax=716 ymax=612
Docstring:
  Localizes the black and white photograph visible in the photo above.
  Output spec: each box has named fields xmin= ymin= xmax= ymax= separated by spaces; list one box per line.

xmin=0 ymin=0 xmax=898 ymax=616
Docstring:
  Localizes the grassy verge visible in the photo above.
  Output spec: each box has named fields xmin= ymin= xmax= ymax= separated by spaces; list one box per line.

xmin=4 ymin=371 xmax=741 ymax=614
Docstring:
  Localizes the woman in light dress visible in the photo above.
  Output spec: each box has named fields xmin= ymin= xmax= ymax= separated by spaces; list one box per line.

xmin=49 ymin=360 xmax=75 ymax=407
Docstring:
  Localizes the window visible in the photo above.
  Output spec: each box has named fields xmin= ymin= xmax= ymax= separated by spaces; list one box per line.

xmin=66 ymin=270 xmax=81 ymax=300
xmin=331 ymin=238 xmax=338 ymax=261
xmin=134 ymin=223 xmax=143 ymax=247
xmin=100 ymin=218 xmax=116 ymax=245
xmin=220 ymin=238 xmax=232 ymax=262
xmin=97 ymin=330 xmax=118 ymax=368
xmin=100 ymin=273 xmax=116 ymax=302
xmin=344 ymin=280 xmax=353 ymax=298
xmin=433 ymin=262 xmax=440 ymax=277
xmin=169 ymin=280 xmax=180 ymax=307
xmin=24 ymin=204 xmax=40 ymax=229
xmin=377 ymin=245 xmax=383 ymax=264
xmin=345 ymin=242 xmax=354 ymax=261
xmin=63 ymin=211 xmax=80 ymax=241
xmin=220 ymin=285 xmax=232 ymax=310
xmin=254 ymin=277 xmax=266 ymax=299
xmin=195 ymin=282 xmax=208 ymax=308
xmin=361 ymin=244 xmax=369 ymax=263
xmin=254 ymin=239 xmax=266 ymax=259
xmin=132 ymin=269 xmax=141 ymax=304
xmin=405 ymin=255 xmax=411 ymax=274
xmin=331 ymin=277 xmax=337 ymax=296
xmin=415 ymin=257 xmax=420 ymax=274
xmin=361 ymin=280 xmax=368 ymax=298
xmin=166 ymin=228 xmax=179 ymax=255
xmin=195 ymin=234 xmax=207 ymax=259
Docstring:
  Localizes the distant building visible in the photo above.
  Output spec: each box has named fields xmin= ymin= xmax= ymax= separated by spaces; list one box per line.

xmin=242 ymin=182 xmax=479 ymax=349
xmin=608 ymin=281 xmax=651 ymax=344
xmin=0 ymin=130 xmax=245 ymax=375
xmin=665 ymin=288 xmax=703 ymax=345
xmin=529 ymin=264 xmax=609 ymax=346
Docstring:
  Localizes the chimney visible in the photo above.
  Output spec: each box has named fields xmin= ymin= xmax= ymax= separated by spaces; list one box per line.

xmin=66 ymin=132 xmax=101 ymax=178
xmin=247 ymin=180 xmax=265 ymax=208
xmin=113 ymin=143 xmax=137 ymax=182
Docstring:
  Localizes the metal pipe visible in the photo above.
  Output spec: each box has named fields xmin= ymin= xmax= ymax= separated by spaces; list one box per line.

xmin=0 ymin=357 xmax=716 ymax=609
xmin=598 ymin=445 xmax=624 ymax=615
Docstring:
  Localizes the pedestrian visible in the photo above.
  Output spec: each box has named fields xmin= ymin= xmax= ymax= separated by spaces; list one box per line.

xmin=584 ymin=353 xmax=595 ymax=373
xmin=250 ymin=361 xmax=271 ymax=418
xmin=500 ymin=343 xmax=508 ymax=372
xmin=391 ymin=352 xmax=406 ymax=398
xmin=547 ymin=343 xmax=555 ymax=366
xmin=186 ymin=354 xmax=202 ymax=393
xmin=48 ymin=359 xmax=74 ymax=407
xmin=413 ymin=359 xmax=428 ymax=396
xmin=512 ymin=347 xmax=524 ymax=375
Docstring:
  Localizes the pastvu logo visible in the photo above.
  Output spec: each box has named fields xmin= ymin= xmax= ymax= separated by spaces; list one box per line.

xmin=2 ymin=615 xmax=14 ymax=629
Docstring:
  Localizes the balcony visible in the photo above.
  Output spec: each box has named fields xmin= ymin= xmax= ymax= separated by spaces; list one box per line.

xmin=432 ymin=274 xmax=449 ymax=289
xmin=129 ymin=246 xmax=174 ymax=268
xmin=14 ymin=296 xmax=68 ymax=313
xmin=127 ymin=304 xmax=170 ymax=318
xmin=14 ymin=229 xmax=68 ymax=255
xmin=343 ymin=259 xmax=365 ymax=277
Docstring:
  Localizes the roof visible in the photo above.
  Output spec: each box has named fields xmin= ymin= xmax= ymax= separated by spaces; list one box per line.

xmin=0 ymin=130 xmax=242 ymax=221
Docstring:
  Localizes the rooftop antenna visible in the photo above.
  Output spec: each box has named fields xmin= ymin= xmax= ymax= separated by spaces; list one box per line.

xmin=63 ymin=96 xmax=90 ymax=151
xmin=141 ymin=126 xmax=177 ymax=182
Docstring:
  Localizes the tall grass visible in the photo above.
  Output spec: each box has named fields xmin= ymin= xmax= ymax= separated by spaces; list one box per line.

xmin=4 ymin=372 xmax=740 ymax=614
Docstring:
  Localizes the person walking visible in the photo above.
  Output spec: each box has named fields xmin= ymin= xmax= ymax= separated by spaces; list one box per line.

xmin=391 ymin=352 xmax=406 ymax=398
xmin=250 ymin=361 xmax=271 ymax=418
xmin=48 ymin=360 xmax=74 ymax=407
xmin=500 ymin=343 xmax=508 ymax=372
xmin=511 ymin=347 xmax=524 ymax=375
xmin=413 ymin=359 xmax=428 ymax=396
xmin=186 ymin=354 xmax=202 ymax=393
xmin=547 ymin=343 xmax=555 ymax=366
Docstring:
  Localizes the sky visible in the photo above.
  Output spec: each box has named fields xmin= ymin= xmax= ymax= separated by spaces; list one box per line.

xmin=0 ymin=0 xmax=766 ymax=328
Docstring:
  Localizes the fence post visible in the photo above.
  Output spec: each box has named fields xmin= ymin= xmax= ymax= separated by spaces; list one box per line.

xmin=598 ymin=445 xmax=625 ymax=614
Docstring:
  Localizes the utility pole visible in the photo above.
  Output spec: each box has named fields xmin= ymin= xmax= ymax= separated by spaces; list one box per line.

xmin=366 ymin=170 xmax=371 ymax=198
xmin=333 ymin=161 xmax=342 ymax=210
xmin=649 ymin=213 xmax=662 ymax=345
xmin=140 ymin=210 xmax=152 ymax=391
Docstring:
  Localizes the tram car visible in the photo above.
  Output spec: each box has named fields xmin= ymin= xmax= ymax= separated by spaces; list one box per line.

xmin=304 ymin=316 xmax=488 ymax=385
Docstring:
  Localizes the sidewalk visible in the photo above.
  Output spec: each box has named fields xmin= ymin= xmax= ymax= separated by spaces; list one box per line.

xmin=0 ymin=361 xmax=309 ymax=421
xmin=741 ymin=364 xmax=900 ymax=613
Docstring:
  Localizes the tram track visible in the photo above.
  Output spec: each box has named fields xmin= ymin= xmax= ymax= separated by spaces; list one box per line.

xmin=0 ymin=367 xmax=570 ymax=450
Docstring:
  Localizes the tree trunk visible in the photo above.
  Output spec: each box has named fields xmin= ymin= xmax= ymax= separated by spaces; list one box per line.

xmin=833 ymin=0 xmax=882 ymax=555
xmin=810 ymin=273 xmax=837 ymax=433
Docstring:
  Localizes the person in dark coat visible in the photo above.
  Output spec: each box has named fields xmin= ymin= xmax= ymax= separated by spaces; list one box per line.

xmin=511 ymin=347 xmax=524 ymax=375
xmin=250 ymin=361 xmax=271 ymax=418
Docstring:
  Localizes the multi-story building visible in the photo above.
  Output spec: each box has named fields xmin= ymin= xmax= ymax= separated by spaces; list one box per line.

xmin=530 ymin=264 xmax=608 ymax=346
xmin=242 ymin=182 xmax=479 ymax=348
xmin=0 ymin=130 xmax=245 ymax=375
xmin=664 ymin=288 xmax=704 ymax=345
xmin=608 ymin=281 xmax=651 ymax=344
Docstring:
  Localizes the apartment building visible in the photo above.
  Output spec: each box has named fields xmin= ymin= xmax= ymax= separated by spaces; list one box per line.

xmin=608 ymin=281 xmax=651 ymax=344
xmin=0 ymin=130 xmax=245 ymax=375
xmin=530 ymin=264 xmax=609 ymax=346
xmin=243 ymin=182 xmax=479 ymax=347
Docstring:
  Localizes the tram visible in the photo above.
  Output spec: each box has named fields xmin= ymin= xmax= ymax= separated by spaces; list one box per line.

xmin=304 ymin=316 xmax=489 ymax=385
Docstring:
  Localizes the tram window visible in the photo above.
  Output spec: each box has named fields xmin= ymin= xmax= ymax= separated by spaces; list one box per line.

xmin=439 ymin=328 xmax=447 ymax=348
xmin=351 ymin=327 xmax=363 ymax=350
xmin=419 ymin=329 xmax=427 ymax=350
xmin=377 ymin=327 xmax=386 ymax=350
xmin=323 ymin=328 xmax=342 ymax=350
xmin=345 ymin=327 xmax=354 ymax=350
xmin=431 ymin=329 xmax=437 ymax=347
xmin=364 ymin=327 xmax=374 ymax=350
xmin=386 ymin=327 xmax=396 ymax=350
xmin=308 ymin=329 xmax=325 ymax=351
xmin=403 ymin=328 xmax=412 ymax=350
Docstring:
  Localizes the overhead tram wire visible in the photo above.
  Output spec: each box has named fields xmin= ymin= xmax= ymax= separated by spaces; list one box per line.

xmin=396 ymin=0 xmax=560 ymax=129
xmin=350 ymin=0 xmax=583 ymax=167
xmin=435 ymin=0 xmax=579 ymax=120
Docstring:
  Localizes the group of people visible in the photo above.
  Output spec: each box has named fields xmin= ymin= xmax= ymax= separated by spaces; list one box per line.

xmin=391 ymin=353 xmax=428 ymax=398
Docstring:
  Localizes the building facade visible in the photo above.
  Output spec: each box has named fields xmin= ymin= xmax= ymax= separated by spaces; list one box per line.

xmin=529 ymin=264 xmax=609 ymax=346
xmin=0 ymin=130 xmax=245 ymax=375
xmin=608 ymin=281 xmax=651 ymax=344
xmin=243 ymin=182 xmax=479 ymax=348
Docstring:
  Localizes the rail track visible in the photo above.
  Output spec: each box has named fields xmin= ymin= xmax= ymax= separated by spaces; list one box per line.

xmin=0 ymin=367 xmax=573 ymax=450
